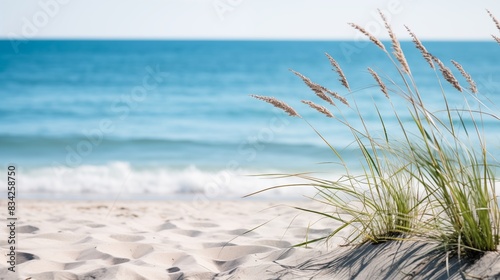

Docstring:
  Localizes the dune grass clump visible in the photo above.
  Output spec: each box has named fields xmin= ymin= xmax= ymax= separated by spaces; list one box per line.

xmin=250 ymin=10 xmax=500 ymax=256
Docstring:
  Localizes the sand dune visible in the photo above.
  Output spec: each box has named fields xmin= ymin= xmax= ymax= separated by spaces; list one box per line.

xmin=1 ymin=200 xmax=499 ymax=279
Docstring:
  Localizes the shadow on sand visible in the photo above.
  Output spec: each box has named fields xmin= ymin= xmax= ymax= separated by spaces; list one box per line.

xmin=279 ymin=241 xmax=500 ymax=279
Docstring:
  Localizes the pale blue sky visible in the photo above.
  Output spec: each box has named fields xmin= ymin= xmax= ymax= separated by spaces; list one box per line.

xmin=1 ymin=0 xmax=499 ymax=40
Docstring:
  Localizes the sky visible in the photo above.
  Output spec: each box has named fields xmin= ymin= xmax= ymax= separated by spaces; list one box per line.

xmin=1 ymin=0 xmax=499 ymax=40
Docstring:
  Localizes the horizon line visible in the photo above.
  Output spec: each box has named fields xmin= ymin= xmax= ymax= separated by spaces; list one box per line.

xmin=0 ymin=37 xmax=496 ymax=42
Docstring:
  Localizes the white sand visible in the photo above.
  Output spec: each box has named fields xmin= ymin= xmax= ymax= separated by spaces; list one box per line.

xmin=1 ymin=200 xmax=499 ymax=279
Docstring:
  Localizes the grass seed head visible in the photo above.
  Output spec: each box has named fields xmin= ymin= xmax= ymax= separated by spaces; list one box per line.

xmin=348 ymin=22 xmax=386 ymax=51
xmin=291 ymin=70 xmax=336 ymax=106
xmin=325 ymin=52 xmax=351 ymax=92
xmin=432 ymin=56 xmax=463 ymax=92
xmin=368 ymin=68 xmax=389 ymax=98
xmin=301 ymin=100 xmax=334 ymax=118
xmin=379 ymin=9 xmax=410 ymax=74
xmin=250 ymin=95 xmax=300 ymax=117
xmin=451 ymin=60 xmax=478 ymax=93
xmin=487 ymin=9 xmax=500 ymax=32
xmin=405 ymin=25 xmax=434 ymax=69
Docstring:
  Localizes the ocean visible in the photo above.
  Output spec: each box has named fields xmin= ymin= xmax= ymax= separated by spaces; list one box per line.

xmin=0 ymin=40 xmax=499 ymax=199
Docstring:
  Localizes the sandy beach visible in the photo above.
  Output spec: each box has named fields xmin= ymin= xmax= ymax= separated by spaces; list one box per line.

xmin=0 ymin=200 xmax=498 ymax=280
xmin=2 ymin=0 xmax=500 ymax=279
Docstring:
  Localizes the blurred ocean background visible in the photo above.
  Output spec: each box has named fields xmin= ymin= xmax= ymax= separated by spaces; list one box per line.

xmin=0 ymin=40 xmax=499 ymax=199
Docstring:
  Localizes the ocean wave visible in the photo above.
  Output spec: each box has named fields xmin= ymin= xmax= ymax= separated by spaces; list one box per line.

xmin=0 ymin=133 xmax=331 ymax=150
xmin=18 ymin=162 xmax=322 ymax=198
xmin=0 ymin=134 xmax=344 ymax=171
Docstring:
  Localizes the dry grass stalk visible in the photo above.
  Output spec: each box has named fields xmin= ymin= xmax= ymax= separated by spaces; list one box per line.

xmin=432 ymin=56 xmax=462 ymax=92
xmin=301 ymin=100 xmax=334 ymax=118
xmin=451 ymin=60 xmax=478 ymax=93
xmin=367 ymin=68 xmax=389 ymax=98
xmin=493 ymin=35 xmax=500 ymax=45
xmin=405 ymin=25 xmax=434 ymax=69
xmin=348 ymin=23 xmax=386 ymax=51
xmin=487 ymin=9 xmax=500 ymax=31
xmin=325 ymin=53 xmax=350 ymax=91
xmin=379 ymin=10 xmax=410 ymax=74
xmin=487 ymin=10 xmax=500 ymax=45
xmin=250 ymin=95 xmax=300 ymax=117
xmin=325 ymin=89 xmax=349 ymax=106
xmin=291 ymin=70 xmax=336 ymax=106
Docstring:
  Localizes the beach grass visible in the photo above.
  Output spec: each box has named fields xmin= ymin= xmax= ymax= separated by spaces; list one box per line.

xmin=251 ymin=9 xmax=500 ymax=257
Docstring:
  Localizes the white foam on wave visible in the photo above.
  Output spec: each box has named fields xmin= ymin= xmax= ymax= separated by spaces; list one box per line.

xmin=17 ymin=162 xmax=500 ymax=203
xmin=20 ymin=161 xmax=321 ymax=199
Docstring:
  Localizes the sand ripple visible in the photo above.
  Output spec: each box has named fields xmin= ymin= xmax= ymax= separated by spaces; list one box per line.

xmin=2 ymin=201 xmax=497 ymax=279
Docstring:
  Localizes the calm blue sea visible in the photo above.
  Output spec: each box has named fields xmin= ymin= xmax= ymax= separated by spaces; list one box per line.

xmin=0 ymin=40 xmax=499 ymax=198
